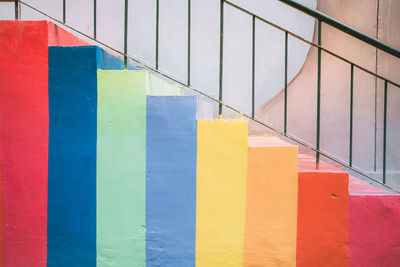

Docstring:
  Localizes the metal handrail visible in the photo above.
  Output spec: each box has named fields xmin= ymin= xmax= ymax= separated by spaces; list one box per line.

xmin=11 ymin=0 xmax=400 ymax=192
xmin=222 ymin=0 xmax=399 ymax=174
xmin=222 ymin=0 xmax=400 ymax=87
xmin=278 ymin=0 xmax=400 ymax=59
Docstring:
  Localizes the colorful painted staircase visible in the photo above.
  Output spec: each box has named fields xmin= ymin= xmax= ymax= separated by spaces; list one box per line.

xmin=0 ymin=20 xmax=399 ymax=267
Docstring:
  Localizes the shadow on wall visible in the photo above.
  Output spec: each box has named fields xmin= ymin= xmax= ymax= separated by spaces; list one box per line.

xmin=253 ymin=0 xmax=400 ymax=188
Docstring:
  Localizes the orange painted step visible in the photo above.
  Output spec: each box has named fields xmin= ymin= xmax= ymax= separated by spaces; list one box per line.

xmin=296 ymin=154 xmax=349 ymax=267
xmin=244 ymin=137 xmax=298 ymax=266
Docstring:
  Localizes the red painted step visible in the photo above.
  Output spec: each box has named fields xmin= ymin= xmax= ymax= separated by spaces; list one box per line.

xmin=0 ymin=20 xmax=87 ymax=267
xmin=349 ymin=177 xmax=400 ymax=267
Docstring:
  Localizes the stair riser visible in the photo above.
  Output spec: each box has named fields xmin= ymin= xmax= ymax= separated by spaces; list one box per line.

xmin=297 ymin=171 xmax=349 ymax=267
xmin=146 ymin=96 xmax=197 ymax=267
xmin=244 ymin=144 xmax=298 ymax=266
xmin=349 ymin=195 xmax=400 ymax=267
xmin=0 ymin=20 xmax=87 ymax=267
xmin=97 ymin=71 xmax=147 ymax=266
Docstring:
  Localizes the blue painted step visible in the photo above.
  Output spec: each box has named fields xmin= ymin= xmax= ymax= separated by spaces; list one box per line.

xmin=146 ymin=96 xmax=198 ymax=267
xmin=48 ymin=46 xmax=124 ymax=267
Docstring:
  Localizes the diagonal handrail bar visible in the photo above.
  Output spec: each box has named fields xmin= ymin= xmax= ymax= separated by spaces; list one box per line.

xmin=278 ymin=0 xmax=400 ymax=59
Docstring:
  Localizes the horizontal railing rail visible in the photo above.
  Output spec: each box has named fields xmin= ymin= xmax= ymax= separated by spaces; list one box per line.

xmin=7 ymin=0 xmax=400 ymax=193
xmin=278 ymin=0 xmax=400 ymax=59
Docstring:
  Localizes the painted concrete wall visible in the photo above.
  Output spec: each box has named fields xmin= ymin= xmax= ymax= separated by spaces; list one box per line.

xmin=0 ymin=2 xmax=14 ymax=20
xmin=0 ymin=0 xmax=316 ymax=115
xmin=254 ymin=0 xmax=400 ymax=188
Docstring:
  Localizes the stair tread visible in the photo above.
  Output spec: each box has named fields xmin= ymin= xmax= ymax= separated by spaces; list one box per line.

xmin=248 ymin=136 xmax=296 ymax=147
xmin=349 ymin=176 xmax=394 ymax=196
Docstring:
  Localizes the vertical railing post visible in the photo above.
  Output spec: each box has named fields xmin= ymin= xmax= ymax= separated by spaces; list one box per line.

xmin=251 ymin=15 xmax=256 ymax=119
xmin=187 ymin=0 xmax=191 ymax=86
xmin=218 ymin=0 xmax=224 ymax=116
xmin=155 ymin=0 xmax=160 ymax=70
xmin=62 ymin=0 xmax=66 ymax=23
xmin=316 ymin=19 xmax=322 ymax=164
xmin=14 ymin=0 xmax=19 ymax=20
xmin=383 ymin=80 xmax=388 ymax=184
xmin=349 ymin=63 xmax=354 ymax=167
xmin=124 ymin=0 xmax=128 ymax=69
xmin=93 ymin=0 xmax=97 ymax=39
xmin=284 ymin=31 xmax=288 ymax=134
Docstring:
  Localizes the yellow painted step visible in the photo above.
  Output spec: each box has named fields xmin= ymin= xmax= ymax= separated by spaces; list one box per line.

xmin=196 ymin=120 xmax=248 ymax=267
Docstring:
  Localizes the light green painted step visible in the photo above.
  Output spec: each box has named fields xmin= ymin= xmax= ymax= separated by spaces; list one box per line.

xmin=97 ymin=70 xmax=146 ymax=266
xmin=99 ymin=70 xmax=182 ymax=96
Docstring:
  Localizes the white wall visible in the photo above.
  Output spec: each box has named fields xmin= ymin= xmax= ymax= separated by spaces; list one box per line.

xmin=1 ymin=0 xmax=316 ymax=115
xmin=0 ymin=2 xmax=14 ymax=20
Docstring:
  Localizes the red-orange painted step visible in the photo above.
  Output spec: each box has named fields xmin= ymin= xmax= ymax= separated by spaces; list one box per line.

xmin=297 ymin=154 xmax=349 ymax=267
